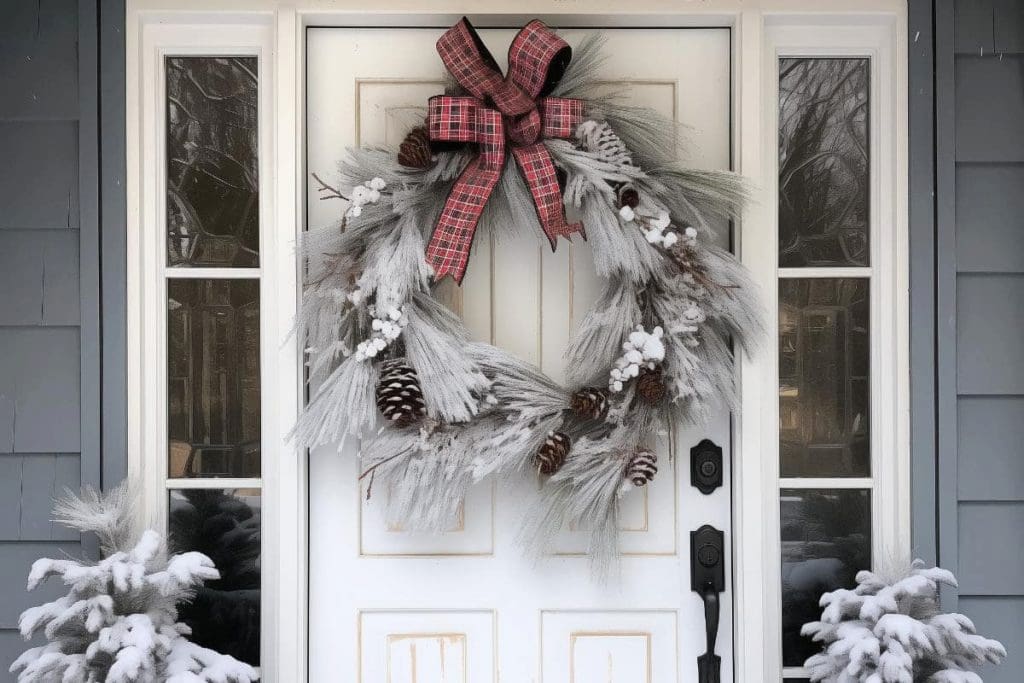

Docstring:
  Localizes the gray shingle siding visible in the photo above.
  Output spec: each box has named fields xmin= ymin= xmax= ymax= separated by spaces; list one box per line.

xmin=0 ymin=1 xmax=102 ymax=675
xmin=929 ymin=1 xmax=1024 ymax=681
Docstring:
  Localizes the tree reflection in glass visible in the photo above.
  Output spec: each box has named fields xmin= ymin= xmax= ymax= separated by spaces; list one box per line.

xmin=779 ymin=58 xmax=869 ymax=267
xmin=166 ymin=57 xmax=259 ymax=267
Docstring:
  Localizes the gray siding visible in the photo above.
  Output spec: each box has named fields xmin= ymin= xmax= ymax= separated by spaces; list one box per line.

xmin=933 ymin=1 xmax=1024 ymax=680
xmin=0 ymin=0 xmax=103 ymax=674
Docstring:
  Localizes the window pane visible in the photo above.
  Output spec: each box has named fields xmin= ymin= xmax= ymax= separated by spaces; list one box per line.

xmin=779 ymin=58 xmax=869 ymax=267
xmin=779 ymin=279 xmax=870 ymax=477
xmin=169 ymin=489 xmax=261 ymax=666
xmin=167 ymin=56 xmax=259 ymax=267
xmin=168 ymin=279 xmax=260 ymax=477
xmin=781 ymin=488 xmax=871 ymax=667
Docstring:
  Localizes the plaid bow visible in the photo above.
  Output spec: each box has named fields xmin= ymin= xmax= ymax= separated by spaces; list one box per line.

xmin=425 ymin=18 xmax=586 ymax=283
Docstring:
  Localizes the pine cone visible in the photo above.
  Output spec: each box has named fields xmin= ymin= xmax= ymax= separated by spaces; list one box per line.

xmin=570 ymin=387 xmax=609 ymax=420
xmin=397 ymin=126 xmax=433 ymax=169
xmin=534 ymin=431 xmax=571 ymax=475
xmin=618 ymin=185 xmax=640 ymax=209
xmin=625 ymin=449 xmax=658 ymax=487
xmin=637 ymin=367 xmax=667 ymax=405
xmin=375 ymin=359 xmax=427 ymax=427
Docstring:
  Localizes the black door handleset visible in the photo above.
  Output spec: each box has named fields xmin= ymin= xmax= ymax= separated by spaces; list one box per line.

xmin=690 ymin=524 xmax=725 ymax=683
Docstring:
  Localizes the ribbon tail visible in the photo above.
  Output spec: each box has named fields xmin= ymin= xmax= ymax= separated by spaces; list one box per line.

xmin=425 ymin=158 xmax=502 ymax=284
xmin=512 ymin=144 xmax=584 ymax=250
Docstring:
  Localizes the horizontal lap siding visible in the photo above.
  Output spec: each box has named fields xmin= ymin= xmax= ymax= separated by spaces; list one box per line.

xmin=0 ymin=1 xmax=99 ymax=679
xmin=958 ymin=397 xmax=1024 ymax=500
xmin=959 ymin=597 xmax=1024 ymax=682
xmin=944 ymin=3 xmax=1024 ymax=681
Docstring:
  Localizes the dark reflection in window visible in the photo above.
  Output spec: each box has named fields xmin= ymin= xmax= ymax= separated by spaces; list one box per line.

xmin=781 ymin=488 xmax=871 ymax=667
xmin=167 ymin=56 xmax=259 ymax=267
xmin=779 ymin=58 xmax=869 ymax=267
xmin=779 ymin=279 xmax=870 ymax=477
xmin=168 ymin=279 xmax=260 ymax=478
xmin=169 ymin=489 xmax=261 ymax=666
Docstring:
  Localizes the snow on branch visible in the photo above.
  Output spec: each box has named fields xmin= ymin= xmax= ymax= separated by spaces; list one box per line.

xmin=802 ymin=560 xmax=1006 ymax=682
xmin=9 ymin=483 xmax=259 ymax=683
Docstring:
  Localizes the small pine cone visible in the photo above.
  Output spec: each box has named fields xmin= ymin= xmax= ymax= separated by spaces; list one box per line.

xmin=375 ymin=359 xmax=427 ymax=427
xmin=618 ymin=185 xmax=640 ymax=209
xmin=534 ymin=431 xmax=571 ymax=475
xmin=570 ymin=387 xmax=609 ymax=420
xmin=397 ymin=126 xmax=433 ymax=169
xmin=625 ymin=449 xmax=658 ymax=487
xmin=637 ymin=367 xmax=667 ymax=405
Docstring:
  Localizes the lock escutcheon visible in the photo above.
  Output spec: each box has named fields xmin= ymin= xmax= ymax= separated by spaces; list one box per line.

xmin=690 ymin=438 xmax=723 ymax=495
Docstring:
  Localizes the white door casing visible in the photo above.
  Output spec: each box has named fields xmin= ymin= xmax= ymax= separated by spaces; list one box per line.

xmin=306 ymin=27 xmax=734 ymax=683
xmin=124 ymin=5 xmax=909 ymax=682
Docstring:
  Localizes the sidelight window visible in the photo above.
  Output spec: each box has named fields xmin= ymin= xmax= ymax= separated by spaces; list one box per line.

xmin=163 ymin=55 xmax=262 ymax=667
xmin=770 ymin=27 xmax=907 ymax=678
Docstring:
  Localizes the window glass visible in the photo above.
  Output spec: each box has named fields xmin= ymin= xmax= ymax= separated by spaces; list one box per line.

xmin=780 ymin=489 xmax=871 ymax=667
xmin=779 ymin=278 xmax=870 ymax=477
xmin=779 ymin=58 xmax=869 ymax=267
xmin=169 ymin=489 xmax=261 ymax=666
xmin=168 ymin=279 xmax=261 ymax=478
xmin=166 ymin=56 xmax=259 ymax=267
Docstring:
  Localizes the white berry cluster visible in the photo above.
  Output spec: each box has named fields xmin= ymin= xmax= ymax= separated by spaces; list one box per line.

xmin=347 ymin=177 xmax=387 ymax=218
xmin=642 ymin=210 xmax=680 ymax=248
xmin=609 ymin=325 xmax=666 ymax=393
xmin=354 ymin=304 xmax=407 ymax=361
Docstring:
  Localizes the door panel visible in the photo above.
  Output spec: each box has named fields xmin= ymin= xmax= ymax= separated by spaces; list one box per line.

xmin=306 ymin=27 xmax=733 ymax=683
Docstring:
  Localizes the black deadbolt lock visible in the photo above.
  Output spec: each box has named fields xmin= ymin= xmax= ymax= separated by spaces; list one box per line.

xmin=690 ymin=438 xmax=723 ymax=495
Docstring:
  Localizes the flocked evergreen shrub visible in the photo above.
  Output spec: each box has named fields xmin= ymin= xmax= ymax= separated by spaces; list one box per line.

xmin=8 ymin=483 xmax=259 ymax=683
xmin=802 ymin=560 xmax=1006 ymax=682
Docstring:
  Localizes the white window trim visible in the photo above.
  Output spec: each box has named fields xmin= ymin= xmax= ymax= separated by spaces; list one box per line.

xmin=126 ymin=15 xmax=304 ymax=682
xmin=126 ymin=4 xmax=907 ymax=682
xmin=748 ymin=17 xmax=911 ymax=680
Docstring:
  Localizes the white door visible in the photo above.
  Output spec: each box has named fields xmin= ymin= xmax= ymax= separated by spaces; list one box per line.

xmin=306 ymin=26 xmax=734 ymax=683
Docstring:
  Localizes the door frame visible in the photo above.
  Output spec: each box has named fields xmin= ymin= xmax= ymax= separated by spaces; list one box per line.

xmin=124 ymin=3 xmax=909 ymax=682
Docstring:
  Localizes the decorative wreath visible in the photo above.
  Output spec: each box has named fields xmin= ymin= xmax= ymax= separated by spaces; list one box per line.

xmin=296 ymin=18 xmax=762 ymax=575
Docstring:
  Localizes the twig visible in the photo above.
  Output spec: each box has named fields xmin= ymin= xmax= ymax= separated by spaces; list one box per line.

xmin=312 ymin=172 xmax=349 ymax=202
xmin=358 ymin=451 xmax=406 ymax=482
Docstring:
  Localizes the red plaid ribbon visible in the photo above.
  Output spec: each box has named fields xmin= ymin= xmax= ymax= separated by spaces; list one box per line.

xmin=425 ymin=18 xmax=585 ymax=283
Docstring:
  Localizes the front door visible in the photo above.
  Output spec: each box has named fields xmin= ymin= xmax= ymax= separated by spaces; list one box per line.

xmin=306 ymin=26 xmax=734 ymax=682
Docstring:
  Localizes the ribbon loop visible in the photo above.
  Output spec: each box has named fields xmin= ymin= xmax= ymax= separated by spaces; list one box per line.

xmin=425 ymin=17 xmax=585 ymax=284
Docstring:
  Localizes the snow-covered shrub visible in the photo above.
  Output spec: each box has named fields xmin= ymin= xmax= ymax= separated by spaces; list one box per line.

xmin=802 ymin=559 xmax=1006 ymax=682
xmin=9 ymin=483 xmax=259 ymax=683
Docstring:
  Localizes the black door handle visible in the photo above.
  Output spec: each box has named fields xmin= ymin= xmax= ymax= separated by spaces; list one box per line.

xmin=691 ymin=524 xmax=725 ymax=683
xmin=698 ymin=582 xmax=721 ymax=683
